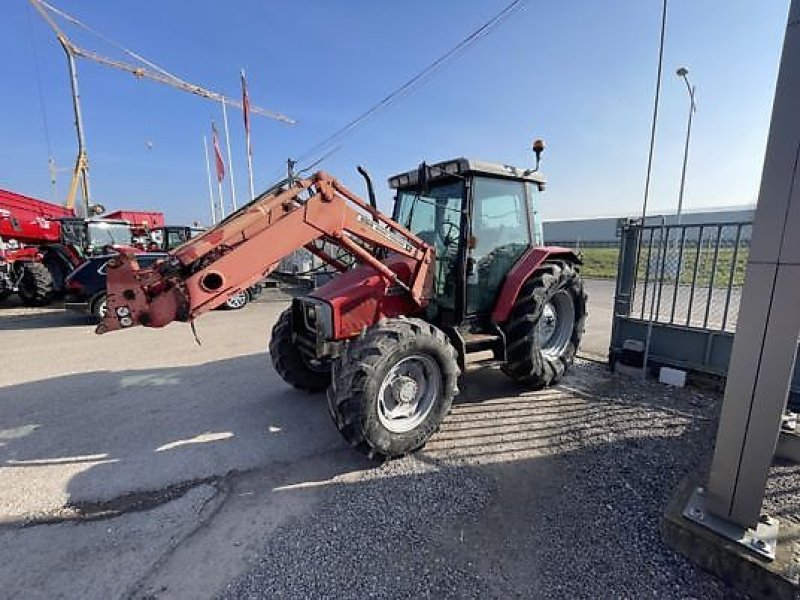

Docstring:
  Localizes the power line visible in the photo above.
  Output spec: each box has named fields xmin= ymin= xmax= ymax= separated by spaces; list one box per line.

xmin=294 ymin=0 xmax=528 ymax=167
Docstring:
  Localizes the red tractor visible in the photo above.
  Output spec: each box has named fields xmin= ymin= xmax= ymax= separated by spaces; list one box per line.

xmin=98 ymin=153 xmax=587 ymax=459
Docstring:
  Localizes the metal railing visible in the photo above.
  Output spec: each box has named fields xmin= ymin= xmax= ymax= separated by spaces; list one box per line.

xmin=628 ymin=220 xmax=751 ymax=333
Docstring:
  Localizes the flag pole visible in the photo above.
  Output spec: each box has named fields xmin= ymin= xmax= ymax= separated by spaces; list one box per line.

xmin=203 ymin=135 xmax=216 ymax=225
xmin=211 ymin=120 xmax=227 ymax=219
xmin=220 ymin=99 xmax=237 ymax=211
xmin=241 ymin=69 xmax=255 ymax=200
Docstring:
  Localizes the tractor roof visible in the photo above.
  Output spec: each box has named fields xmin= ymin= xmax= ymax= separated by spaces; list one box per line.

xmin=388 ymin=157 xmax=546 ymax=190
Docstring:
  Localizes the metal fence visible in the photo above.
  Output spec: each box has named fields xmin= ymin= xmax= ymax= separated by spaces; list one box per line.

xmin=609 ymin=219 xmax=799 ymax=397
xmin=630 ymin=221 xmax=751 ymax=332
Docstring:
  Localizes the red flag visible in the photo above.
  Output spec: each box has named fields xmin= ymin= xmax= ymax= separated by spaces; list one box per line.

xmin=211 ymin=121 xmax=225 ymax=182
xmin=241 ymin=70 xmax=251 ymax=142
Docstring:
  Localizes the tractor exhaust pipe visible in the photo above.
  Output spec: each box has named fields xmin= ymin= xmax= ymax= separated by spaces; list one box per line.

xmin=356 ymin=165 xmax=378 ymax=214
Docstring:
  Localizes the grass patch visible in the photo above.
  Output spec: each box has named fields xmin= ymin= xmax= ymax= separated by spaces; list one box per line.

xmin=577 ymin=245 xmax=749 ymax=287
xmin=577 ymin=247 xmax=619 ymax=279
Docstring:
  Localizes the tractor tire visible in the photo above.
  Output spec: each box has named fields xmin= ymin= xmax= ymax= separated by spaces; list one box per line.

xmin=269 ymin=308 xmax=331 ymax=392
xmin=17 ymin=262 xmax=55 ymax=307
xmin=501 ymin=260 xmax=587 ymax=389
xmin=328 ymin=318 xmax=460 ymax=461
xmin=42 ymin=256 xmax=67 ymax=298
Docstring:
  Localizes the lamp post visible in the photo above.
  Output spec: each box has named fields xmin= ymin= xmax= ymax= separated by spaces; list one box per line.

xmin=676 ymin=67 xmax=696 ymax=225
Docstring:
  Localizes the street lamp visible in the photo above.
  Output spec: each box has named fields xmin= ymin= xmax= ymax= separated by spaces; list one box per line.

xmin=676 ymin=67 xmax=697 ymax=225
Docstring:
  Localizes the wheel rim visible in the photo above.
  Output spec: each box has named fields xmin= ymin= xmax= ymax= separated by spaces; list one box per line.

xmin=97 ymin=298 xmax=108 ymax=318
xmin=226 ymin=291 xmax=248 ymax=309
xmin=536 ymin=289 xmax=575 ymax=359
xmin=377 ymin=354 xmax=442 ymax=434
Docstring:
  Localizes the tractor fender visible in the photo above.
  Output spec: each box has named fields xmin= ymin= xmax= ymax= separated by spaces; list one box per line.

xmin=491 ymin=246 xmax=581 ymax=324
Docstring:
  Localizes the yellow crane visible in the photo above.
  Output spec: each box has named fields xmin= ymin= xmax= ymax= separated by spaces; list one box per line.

xmin=28 ymin=0 xmax=295 ymax=216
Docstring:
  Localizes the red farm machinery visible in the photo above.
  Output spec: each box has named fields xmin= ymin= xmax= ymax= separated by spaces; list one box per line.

xmin=0 ymin=188 xmax=163 ymax=305
xmin=98 ymin=152 xmax=587 ymax=459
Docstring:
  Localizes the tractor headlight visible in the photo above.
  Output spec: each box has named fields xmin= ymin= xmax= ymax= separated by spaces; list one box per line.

xmin=302 ymin=299 xmax=333 ymax=340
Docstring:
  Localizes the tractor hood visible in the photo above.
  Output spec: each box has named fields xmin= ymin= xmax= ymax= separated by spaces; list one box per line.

xmin=310 ymin=253 xmax=425 ymax=340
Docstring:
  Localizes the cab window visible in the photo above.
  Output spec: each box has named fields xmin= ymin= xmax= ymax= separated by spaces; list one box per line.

xmin=468 ymin=177 xmax=531 ymax=314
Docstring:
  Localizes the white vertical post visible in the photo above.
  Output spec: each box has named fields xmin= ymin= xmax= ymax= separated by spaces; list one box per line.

xmin=221 ymin=99 xmax=237 ymax=212
xmin=217 ymin=178 xmax=226 ymax=221
xmin=242 ymin=69 xmax=256 ymax=201
xmin=706 ymin=0 xmax=800 ymax=528
xmin=203 ymin=135 xmax=216 ymax=225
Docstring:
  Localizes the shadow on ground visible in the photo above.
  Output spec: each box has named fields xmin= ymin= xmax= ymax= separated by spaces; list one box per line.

xmin=0 ymin=352 xmax=347 ymax=519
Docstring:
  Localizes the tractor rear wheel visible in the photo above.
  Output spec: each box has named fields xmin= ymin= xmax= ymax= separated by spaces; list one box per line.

xmin=42 ymin=255 xmax=67 ymax=298
xmin=501 ymin=260 xmax=587 ymax=389
xmin=17 ymin=262 xmax=55 ymax=307
xmin=328 ymin=318 xmax=460 ymax=460
xmin=269 ymin=308 xmax=331 ymax=392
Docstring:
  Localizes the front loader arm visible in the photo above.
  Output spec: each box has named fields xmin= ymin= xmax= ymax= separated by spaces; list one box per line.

xmin=97 ymin=171 xmax=434 ymax=334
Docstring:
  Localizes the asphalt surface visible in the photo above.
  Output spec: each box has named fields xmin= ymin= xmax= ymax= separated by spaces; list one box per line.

xmin=0 ymin=288 xmax=791 ymax=599
xmin=580 ymin=278 xmax=614 ymax=360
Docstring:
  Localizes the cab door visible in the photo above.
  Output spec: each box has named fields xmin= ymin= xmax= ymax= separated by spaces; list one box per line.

xmin=466 ymin=177 xmax=532 ymax=315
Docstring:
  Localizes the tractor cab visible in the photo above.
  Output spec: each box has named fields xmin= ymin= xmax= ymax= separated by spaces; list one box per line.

xmin=60 ymin=217 xmax=134 ymax=258
xmin=148 ymin=225 xmax=205 ymax=251
xmin=389 ymin=158 xmax=545 ymax=326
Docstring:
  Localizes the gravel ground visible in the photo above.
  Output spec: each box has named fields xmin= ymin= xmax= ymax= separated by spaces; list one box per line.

xmin=220 ymin=360 xmax=743 ymax=599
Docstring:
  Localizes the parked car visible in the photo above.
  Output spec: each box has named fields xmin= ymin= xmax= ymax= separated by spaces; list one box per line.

xmin=64 ymin=253 xmax=262 ymax=320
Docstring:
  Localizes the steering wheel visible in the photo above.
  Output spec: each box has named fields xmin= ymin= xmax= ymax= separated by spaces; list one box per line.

xmin=440 ymin=221 xmax=460 ymax=250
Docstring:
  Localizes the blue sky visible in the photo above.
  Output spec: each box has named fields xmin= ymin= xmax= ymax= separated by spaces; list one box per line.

xmin=0 ymin=1 xmax=788 ymax=225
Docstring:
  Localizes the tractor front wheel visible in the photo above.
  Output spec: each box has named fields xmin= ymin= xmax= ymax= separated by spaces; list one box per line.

xmin=269 ymin=308 xmax=331 ymax=392
xmin=501 ymin=260 xmax=587 ymax=389
xmin=328 ymin=318 xmax=460 ymax=460
xmin=16 ymin=262 xmax=55 ymax=307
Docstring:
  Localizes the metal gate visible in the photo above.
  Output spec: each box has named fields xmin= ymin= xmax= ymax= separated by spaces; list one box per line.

xmin=609 ymin=218 xmax=800 ymax=395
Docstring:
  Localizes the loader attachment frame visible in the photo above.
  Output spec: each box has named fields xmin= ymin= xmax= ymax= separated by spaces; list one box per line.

xmin=97 ymin=172 xmax=435 ymax=334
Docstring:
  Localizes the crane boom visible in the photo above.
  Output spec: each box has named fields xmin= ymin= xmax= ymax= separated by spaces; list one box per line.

xmin=29 ymin=0 xmax=295 ymax=125
xmin=69 ymin=45 xmax=295 ymax=124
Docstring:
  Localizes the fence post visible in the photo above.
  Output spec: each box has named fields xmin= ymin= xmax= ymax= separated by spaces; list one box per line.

xmin=609 ymin=218 xmax=641 ymax=362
